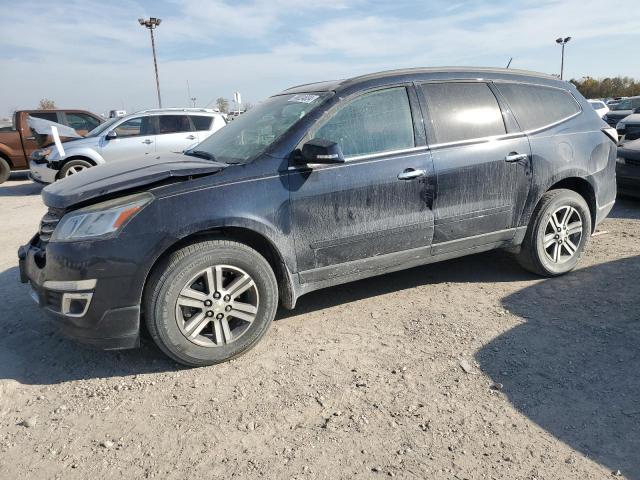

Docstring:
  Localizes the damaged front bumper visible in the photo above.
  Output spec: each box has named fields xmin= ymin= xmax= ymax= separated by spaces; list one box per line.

xmin=18 ymin=235 xmax=141 ymax=350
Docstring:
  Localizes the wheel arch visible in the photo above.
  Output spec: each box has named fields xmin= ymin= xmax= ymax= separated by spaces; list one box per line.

xmin=547 ymin=176 xmax=597 ymax=232
xmin=142 ymin=225 xmax=297 ymax=315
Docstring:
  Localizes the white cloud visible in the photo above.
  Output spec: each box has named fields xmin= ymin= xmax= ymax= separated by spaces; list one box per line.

xmin=0 ymin=0 xmax=638 ymax=117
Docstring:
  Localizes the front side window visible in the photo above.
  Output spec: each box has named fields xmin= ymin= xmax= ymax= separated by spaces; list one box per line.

xmin=420 ymin=82 xmax=506 ymax=144
xmin=193 ymin=92 xmax=331 ymax=164
xmin=495 ymin=83 xmax=581 ymax=131
xmin=312 ymin=87 xmax=415 ymax=158
xmin=159 ymin=115 xmax=192 ymax=134
xmin=113 ymin=117 xmax=155 ymax=137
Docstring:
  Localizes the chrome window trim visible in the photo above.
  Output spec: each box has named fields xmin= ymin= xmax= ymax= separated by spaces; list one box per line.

xmin=287 ymin=146 xmax=429 ymax=171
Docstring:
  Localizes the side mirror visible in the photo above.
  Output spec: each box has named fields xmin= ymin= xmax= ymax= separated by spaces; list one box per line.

xmin=298 ymin=138 xmax=345 ymax=164
xmin=105 ymin=130 xmax=117 ymax=140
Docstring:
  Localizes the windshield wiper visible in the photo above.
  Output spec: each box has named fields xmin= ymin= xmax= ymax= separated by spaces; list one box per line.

xmin=184 ymin=150 xmax=220 ymax=162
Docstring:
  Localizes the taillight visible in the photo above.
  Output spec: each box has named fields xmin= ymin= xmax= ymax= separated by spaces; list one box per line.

xmin=602 ymin=127 xmax=619 ymax=144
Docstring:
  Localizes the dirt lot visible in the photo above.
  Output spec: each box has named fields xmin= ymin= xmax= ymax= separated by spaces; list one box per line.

xmin=1 ymin=173 xmax=639 ymax=480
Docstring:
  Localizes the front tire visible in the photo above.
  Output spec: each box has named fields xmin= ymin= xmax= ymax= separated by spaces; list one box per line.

xmin=59 ymin=159 xmax=92 ymax=178
xmin=517 ymin=189 xmax=591 ymax=276
xmin=144 ymin=240 xmax=278 ymax=367
xmin=0 ymin=156 xmax=10 ymax=184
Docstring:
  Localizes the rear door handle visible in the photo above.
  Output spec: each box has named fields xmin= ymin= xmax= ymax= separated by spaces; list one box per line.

xmin=505 ymin=153 xmax=528 ymax=162
xmin=186 ymin=135 xmax=196 ymax=140
xmin=142 ymin=139 xmax=153 ymax=144
xmin=397 ymin=168 xmax=426 ymax=180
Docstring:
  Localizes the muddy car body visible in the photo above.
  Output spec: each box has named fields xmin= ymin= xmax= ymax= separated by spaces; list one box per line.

xmin=19 ymin=67 xmax=617 ymax=366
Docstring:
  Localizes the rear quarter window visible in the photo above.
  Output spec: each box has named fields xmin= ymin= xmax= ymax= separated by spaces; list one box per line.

xmin=495 ymin=83 xmax=581 ymax=131
xmin=190 ymin=116 xmax=214 ymax=131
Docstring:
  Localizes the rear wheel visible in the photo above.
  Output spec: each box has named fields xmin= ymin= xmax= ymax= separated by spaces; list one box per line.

xmin=0 ymin=156 xmax=10 ymax=184
xmin=59 ymin=159 xmax=92 ymax=178
xmin=144 ymin=240 xmax=278 ymax=367
xmin=517 ymin=189 xmax=591 ymax=276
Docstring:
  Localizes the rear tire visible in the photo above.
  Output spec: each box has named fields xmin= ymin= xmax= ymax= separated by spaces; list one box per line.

xmin=517 ymin=189 xmax=591 ymax=276
xmin=59 ymin=159 xmax=92 ymax=178
xmin=144 ymin=240 xmax=278 ymax=367
xmin=0 ymin=156 xmax=10 ymax=184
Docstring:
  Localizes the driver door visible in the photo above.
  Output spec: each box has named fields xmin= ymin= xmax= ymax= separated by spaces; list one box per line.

xmin=288 ymin=86 xmax=435 ymax=280
xmin=99 ymin=116 xmax=156 ymax=162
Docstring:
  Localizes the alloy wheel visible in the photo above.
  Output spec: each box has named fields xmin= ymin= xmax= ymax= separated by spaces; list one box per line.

xmin=65 ymin=165 xmax=87 ymax=176
xmin=542 ymin=205 xmax=583 ymax=264
xmin=175 ymin=265 xmax=259 ymax=347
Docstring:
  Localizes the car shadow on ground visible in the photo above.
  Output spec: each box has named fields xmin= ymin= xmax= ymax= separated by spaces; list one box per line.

xmin=0 ymin=173 xmax=43 ymax=196
xmin=476 ymin=255 xmax=640 ymax=479
xmin=0 ymin=266 xmax=179 ymax=385
xmin=278 ymin=249 xmax=535 ymax=319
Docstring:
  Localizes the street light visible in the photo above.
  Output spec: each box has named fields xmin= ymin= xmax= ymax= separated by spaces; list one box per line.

xmin=555 ymin=36 xmax=571 ymax=80
xmin=138 ymin=17 xmax=163 ymax=108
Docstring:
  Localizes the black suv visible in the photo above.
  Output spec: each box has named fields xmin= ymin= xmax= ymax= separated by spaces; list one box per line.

xmin=19 ymin=68 xmax=617 ymax=366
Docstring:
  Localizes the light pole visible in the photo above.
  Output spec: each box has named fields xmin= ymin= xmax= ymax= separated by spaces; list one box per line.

xmin=138 ymin=17 xmax=163 ymax=108
xmin=555 ymin=36 xmax=571 ymax=80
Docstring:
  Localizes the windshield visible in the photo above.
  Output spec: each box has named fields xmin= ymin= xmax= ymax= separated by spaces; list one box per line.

xmin=192 ymin=93 xmax=331 ymax=163
xmin=86 ymin=117 xmax=120 ymax=137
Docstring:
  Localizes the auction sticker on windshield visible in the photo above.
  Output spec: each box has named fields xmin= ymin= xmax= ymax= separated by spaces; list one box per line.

xmin=288 ymin=94 xmax=320 ymax=103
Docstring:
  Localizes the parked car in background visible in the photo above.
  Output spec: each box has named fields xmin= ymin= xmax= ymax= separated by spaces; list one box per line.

xmin=615 ymin=108 xmax=640 ymax=143
xmin=588 ymin=99 xmax=609 ymax=118
xmin=0 ymin=109 xmax=102 ymax=184
xmin=603 ymin=96 xmax=640 ymax=128
xmin=616 ymin=139 xmax=640 ymax=197
xmin=19 ymin=67 xmax=617 ymax=367
xmin=29 ymin=108 xmax=227 ymax=183
xmin=109 ymin=110 xmax=127 ymax=118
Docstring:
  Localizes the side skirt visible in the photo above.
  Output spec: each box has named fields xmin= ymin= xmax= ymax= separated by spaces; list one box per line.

xmin=293 ymin=227 xmax=526 ymax=300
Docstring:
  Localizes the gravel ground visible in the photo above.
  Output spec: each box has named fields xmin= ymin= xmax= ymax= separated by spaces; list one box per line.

xmin=1 ymin=173 xmax=639 ymax=479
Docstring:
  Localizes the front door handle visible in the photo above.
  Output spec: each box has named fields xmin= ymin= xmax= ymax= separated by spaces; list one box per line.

xmin=397 ymin=168 xmax=426 ymax=180
xmin=142 ymin=139 xmax=153 ymax=144
xmin=505 ymin=152 xmax=528 ymax=163
xmin=186 ymin=135 xmax=196 ymax=140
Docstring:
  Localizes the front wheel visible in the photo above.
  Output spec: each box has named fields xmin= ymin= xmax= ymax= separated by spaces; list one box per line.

xmin=59 ymin=159 xmax=92 ymax=178
xmin=517 ymin=188 xmax=592 ymax=276
xmin=0 ymin=156 xmax=10 ymax=184
xmin=144 ymin=240 xmax=278 ymax=366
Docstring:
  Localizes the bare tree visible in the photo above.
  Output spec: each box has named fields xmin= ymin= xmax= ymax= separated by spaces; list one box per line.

xmin=216 ymin=97 xmax=229 ymax=113
xmin=570 ymin=76 xmax=640 ymax=98
xmin=38 ymin=98 xmax=56 ymax=110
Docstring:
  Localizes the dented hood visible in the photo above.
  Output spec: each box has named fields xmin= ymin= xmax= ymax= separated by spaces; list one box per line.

xmin=42 ymin=153 xmax=226 ymax=209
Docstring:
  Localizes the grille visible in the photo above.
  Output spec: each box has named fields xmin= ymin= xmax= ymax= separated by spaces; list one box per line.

xmin=39 ymin=208 xmax=64 ymax=242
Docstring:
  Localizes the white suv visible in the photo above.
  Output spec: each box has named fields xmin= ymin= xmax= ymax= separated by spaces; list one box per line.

xmin=29 ymin=108 xmax=227 ymax=184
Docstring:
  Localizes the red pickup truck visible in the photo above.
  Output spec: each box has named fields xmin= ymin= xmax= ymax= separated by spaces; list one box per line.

xmin=0 ymin=110 xmax=103 ymax=184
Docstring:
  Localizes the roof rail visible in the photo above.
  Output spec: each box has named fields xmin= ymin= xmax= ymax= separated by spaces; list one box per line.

xmin=134 ymin=107 xmax=222 ymax=114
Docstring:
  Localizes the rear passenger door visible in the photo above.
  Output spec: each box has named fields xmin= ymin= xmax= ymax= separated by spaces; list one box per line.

xmin=154 ymin=115 xmax=199 ymax=153
xmin=418 ymin=81 xmax=532 ymax=252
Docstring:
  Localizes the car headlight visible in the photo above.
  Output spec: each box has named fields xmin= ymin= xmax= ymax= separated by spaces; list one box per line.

xmin=31 ymin=148 xmax=52 ymax=163
xmin=51 ymin=192 xmax=153 ymax=242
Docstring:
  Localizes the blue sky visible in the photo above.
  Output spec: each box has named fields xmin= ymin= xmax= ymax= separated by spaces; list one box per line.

xmin=0 ymin=0 xmax=638 ymax=117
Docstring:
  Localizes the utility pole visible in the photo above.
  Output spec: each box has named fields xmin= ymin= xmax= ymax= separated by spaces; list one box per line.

xmin=139 ymin=17 xmax=163 ymax=108
xmin=555 ymin=36 xmax=571 ymax=80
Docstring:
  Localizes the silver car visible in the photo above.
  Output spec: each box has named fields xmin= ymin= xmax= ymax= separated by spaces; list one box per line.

xmin=30 ymin=108 xmax=227 ymax=184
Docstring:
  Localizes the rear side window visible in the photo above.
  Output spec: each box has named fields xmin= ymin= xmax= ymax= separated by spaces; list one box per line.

xmin=66 ymin=113 xmax=100 ymax=131
xmin=495 ymin=83 xmax=580 ymax=131
xmin=313 ymin=87 xmax=415 ymax=158
xmin=159 ymin=115 xmax=192 ymax=134
xmin=420 ymin=82 xmax=506 ymax=144
xmin=190 ymin=116 xmax=213 ymax=131
xmin=29 ymin=112 xmax=58 ymax=122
